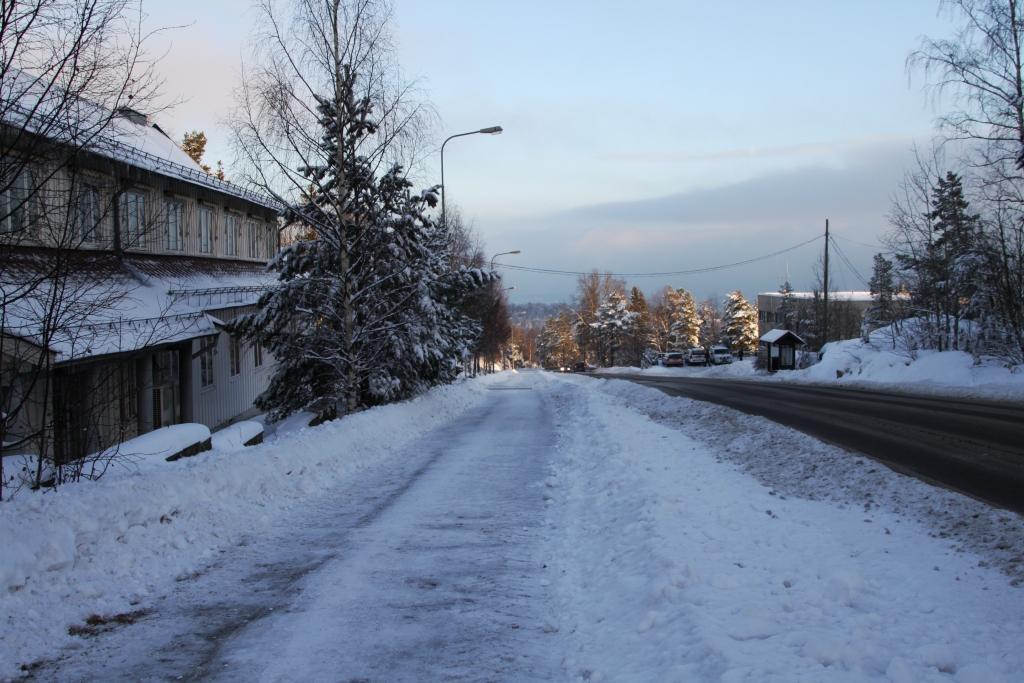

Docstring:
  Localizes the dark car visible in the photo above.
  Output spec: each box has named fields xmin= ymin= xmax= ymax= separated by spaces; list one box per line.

xmin=572 ymin=362 xmax=589 ymax=372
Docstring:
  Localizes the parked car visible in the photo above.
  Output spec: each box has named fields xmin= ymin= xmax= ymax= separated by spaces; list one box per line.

xmin=685 ymin=347 xmax=708 ymax=365
xmin=710 ymin=345 xmax=733 ymax=365
xmin=663 ymin=352 xmax=685 ymax=367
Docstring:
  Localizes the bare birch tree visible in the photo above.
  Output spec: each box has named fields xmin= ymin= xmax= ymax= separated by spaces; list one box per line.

xmin=1 ymin=0 xmax=165 ymax=497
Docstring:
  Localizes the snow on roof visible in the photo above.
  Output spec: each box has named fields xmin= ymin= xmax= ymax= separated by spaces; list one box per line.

xmin=1 ymin=252 xmax=276 ymax=362
xmin=758 ymin=291 xmax=874 ymax=301
xmin=1 ymin=68 xmax=278 ymax=211
xmin=759 ymin=328 xmax=806 ymax=344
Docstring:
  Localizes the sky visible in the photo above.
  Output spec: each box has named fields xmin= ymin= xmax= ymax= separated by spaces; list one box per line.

xmin=142 ymin=0 xmax=958 ymax=304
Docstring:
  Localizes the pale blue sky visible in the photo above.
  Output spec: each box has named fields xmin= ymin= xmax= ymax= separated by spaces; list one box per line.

xmin=146 ymin=1 xmax=956 ymax=303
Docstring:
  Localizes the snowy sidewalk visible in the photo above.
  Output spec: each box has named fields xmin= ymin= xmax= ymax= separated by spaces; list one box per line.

xmin=23 ymin=371 xmax=562 ymax=681
xmin=201 ymin=371 xmax=561 ymax=680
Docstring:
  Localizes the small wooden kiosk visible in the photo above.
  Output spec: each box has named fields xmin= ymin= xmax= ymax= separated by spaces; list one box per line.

xmin=758 ymin=329 xmax=805 ymax=371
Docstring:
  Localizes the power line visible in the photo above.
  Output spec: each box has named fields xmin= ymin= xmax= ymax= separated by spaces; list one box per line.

xmin=830 ymin=233 xmax=886 ymax=250
xmin=492 ymin=234 xmax=824 ymax=279
xmin=829 ymin=236 xmax=870 ymax=288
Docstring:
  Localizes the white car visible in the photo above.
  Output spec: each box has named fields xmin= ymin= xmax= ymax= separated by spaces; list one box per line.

xmin=710 ymin=346 xmax=733 ymax=365
xmin=685 ymin=348 xmax=707 ymax=365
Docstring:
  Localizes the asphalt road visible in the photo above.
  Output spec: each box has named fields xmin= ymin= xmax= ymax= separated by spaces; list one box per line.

xmin=603 ymin=374 xmax=1024 ymax=514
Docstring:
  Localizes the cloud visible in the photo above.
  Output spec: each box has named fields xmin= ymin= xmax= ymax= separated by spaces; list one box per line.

xmin=563 ymin=140 xmax=910 ymax=229
xmin=601 ymin=134 xmax=908 ymax=164
xmin=490 ymin=139 xmax=916 ymax=303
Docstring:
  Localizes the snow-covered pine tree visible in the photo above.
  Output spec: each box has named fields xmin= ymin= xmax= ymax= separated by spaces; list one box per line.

xmin=665 ymin=288 xmax=700 ymax=350
xmin=590 ymin=290 xmax=636 ymax=367
xmin=626 ymin=286 xmax=653 ymax=366
xmin=232 ymin=69 xmax=490 ymax=421
xmin=776 ymin=280 xmax=796 ymax=330
xmin=538 ymin=311 xmax=579 ymax=369
xmin=927 ymin=171 xmax=981 ymax=351
xmin=865 ymin=254 xmax=897 ymax=342
xmin=723 ymin=290 xmax=758 ymax=355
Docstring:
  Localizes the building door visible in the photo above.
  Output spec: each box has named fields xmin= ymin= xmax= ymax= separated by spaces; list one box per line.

xmin=150 ymin=351 xmax=179 ymax=429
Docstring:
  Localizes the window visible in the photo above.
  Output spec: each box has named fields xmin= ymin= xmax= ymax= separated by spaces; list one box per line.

xmin=199 ymin=206 xmax=213 ymax=254
xmin=224 ymin=213 xmax=237 ymax=256
xmin=121 ymin=190 xmax=147 ymax=248
xmin=152 ymin=350 xmax=178 ymax=385
xmin=75 ymin=182 xmax=101 ymax=243
xmin=247 ymin=220 xmax=258 ymax=258
xmin=229 ymin=335 xmax=241 ymax=376
xmin=253 ymin=340 xmax=264 ymax=368
xmin=165 ymin=199 xmax=184 ymax=251
xmin=199 ymin=338 xmax=215 ymax=388
xmin=1 ymin=166 xmax=35 ymax=236
xmin=118 ymin=361 xmax=137 ymax=425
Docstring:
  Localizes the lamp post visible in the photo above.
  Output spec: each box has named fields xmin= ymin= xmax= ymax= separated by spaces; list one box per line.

xmin=440 ymin=125 xmax=503 ymax=230
xmin=490 ymin=250 xmax=520 ymax=270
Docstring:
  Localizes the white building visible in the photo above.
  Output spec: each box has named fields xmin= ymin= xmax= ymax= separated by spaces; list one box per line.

xmin=756 ymin=291 xmax=874 ymax=340
xmin=1 ymin=85 xmax=280 ymax=466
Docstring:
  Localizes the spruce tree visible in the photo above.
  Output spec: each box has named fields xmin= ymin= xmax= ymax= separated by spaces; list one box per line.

xmin=926 ymin=171 xmax=981 ymax=350
xmin=591 ymin=291 xmax=636 ymax=367
xmin=232 ymin=72 xmax=489 ymax=421
xmin=865 ymin=254 xmax=897 ymax=340
xmin=666 ymin=288 xmax=700 ymax=350
xmin=627 ymin=286 xmax=653 ymax=365
xmin=724 ymin=290 xmax=758 ymax=355
xmin=777 ymin=280 xmax=796 ymax=330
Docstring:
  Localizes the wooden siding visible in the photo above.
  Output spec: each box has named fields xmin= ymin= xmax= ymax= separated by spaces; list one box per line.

xmin=7 ymin=152 xmax=278 ymax=263
xmin=190 ymin=305 xmax=274 ymax=430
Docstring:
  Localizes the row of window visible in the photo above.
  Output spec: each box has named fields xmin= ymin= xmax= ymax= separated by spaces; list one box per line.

xmin=0 ymin=168 xmax=102 ymax=241
xmin=1 ymin=167 xmax=275 ymax=259
xmin=198 ymin=335 xmax=265 ymax=389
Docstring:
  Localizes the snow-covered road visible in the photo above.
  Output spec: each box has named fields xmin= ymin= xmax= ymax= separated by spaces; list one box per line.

xmin=10 ymin=370 xmax=1024 ymax=681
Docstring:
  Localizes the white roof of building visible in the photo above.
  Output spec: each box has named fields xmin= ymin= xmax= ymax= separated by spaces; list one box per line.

xmin=758 ymin=291 xmax=874 ymax=301
xmin=759 ymin=328 xmax=806 ymax=344
xmin=2 ymin=68 xmax=278 ymax=210
xmin=1 ymin=253 xmax=276 ymax=362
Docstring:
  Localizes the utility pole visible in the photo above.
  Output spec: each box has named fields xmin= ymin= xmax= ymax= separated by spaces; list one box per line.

xmin=823 ymin=218 xmax=830 ymax=346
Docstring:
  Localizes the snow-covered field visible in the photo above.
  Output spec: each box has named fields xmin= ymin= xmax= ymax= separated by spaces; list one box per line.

xmin=2 ymin=370 xmax=1022 ymax=680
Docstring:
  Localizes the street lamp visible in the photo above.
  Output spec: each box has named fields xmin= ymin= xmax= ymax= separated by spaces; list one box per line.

xmin=440 ymin=126 xmax=503 ymax=230
xmin=490 ymin=250 xmax=520 ymax=270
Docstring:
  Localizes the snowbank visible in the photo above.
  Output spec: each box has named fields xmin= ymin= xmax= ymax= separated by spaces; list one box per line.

xmin=596 ymin=326 xmax=1024 ymax=401
xmin=543 ymin=374 xmax=1024 ymax=681
xmin=782 ymin=336 xmax=1024 ymax=401
xmin=0 ymin=375 xmax=501 ymax=677
xmin=210 ymin=421 xmax=264 ymax=452
xmin=598 ymin=358 xmax=758 ymax=380
xmin=103 ymin=424 xmax=211 ymax=472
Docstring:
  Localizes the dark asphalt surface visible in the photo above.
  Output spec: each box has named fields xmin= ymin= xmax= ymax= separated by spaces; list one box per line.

xmin=604 ymin=374 xmax=1024 ymax=514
